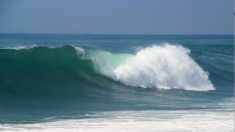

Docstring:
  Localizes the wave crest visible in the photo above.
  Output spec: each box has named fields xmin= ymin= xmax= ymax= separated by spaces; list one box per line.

xmin=87 ymin=44 xmax=215 ymax=91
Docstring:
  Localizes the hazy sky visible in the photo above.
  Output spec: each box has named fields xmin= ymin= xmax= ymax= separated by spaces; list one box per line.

xmin=0 ymin=0 xmax=233 ymax=34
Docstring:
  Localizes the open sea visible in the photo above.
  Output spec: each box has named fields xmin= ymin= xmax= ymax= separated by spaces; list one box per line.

xmin=0 ymin=34 xmax=234 ymax=131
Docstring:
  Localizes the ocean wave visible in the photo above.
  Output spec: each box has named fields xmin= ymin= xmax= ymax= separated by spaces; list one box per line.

xmin=0 ymin=43 xmax=217 ymax=101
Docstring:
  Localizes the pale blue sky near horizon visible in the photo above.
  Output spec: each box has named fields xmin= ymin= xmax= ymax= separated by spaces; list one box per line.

xmin=0 ymin=0 xmax=234 ymax=34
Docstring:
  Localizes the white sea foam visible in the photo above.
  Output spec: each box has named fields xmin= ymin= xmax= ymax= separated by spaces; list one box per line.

xmin=85 ymin=43 xmax=215 ymax=91
xmin=0 ymin=110 xmax=233 ymax=132
xmin=74 ymin=46 xmax=85 ymax=56
xmin=1 ymin=45 xmax=37 ymax=50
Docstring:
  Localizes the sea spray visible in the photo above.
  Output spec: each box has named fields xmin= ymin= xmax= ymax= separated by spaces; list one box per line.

xmin=86 ymin=44 xmax=215 ymax=91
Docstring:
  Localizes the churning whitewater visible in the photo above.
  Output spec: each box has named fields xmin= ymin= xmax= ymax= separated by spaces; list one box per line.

xmin=81 ymin=43 xmax=215 ymax=91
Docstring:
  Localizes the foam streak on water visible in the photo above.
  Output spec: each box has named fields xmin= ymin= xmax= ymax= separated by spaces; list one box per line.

xmin=0 ymin=110 xmax=233 ymax=132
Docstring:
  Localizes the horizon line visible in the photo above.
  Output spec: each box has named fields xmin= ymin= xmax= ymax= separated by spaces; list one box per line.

xmin=0 ymin=32 xmax=234 ymax=36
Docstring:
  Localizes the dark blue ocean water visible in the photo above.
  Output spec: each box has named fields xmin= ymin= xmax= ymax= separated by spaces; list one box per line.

xmin=0 ymin=34 xmax=233 ymax=123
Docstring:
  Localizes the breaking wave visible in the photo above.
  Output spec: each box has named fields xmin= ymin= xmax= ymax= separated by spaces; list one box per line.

xmin=0 ymin=43 xmax=215 ymax=101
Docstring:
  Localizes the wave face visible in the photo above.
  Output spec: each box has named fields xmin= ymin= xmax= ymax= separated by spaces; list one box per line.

xmin=88 ymin=44 xmax=214 ymax=91
xmin=0 ymin=45 xmax=120 ymax=102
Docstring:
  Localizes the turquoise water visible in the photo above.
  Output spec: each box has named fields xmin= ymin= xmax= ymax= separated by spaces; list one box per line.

xmin=0 ymin=34 xmax=233 ymax=127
